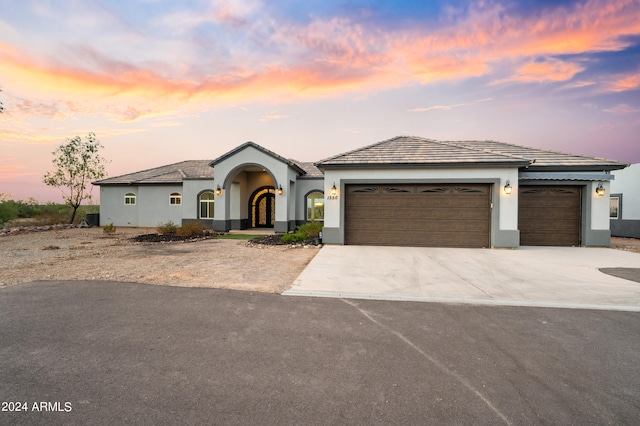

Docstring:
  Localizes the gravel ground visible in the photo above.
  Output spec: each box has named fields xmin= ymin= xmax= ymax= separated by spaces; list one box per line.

xmin=1 ymin=227 xmax=637 ymax=291
xmin=0 ymin=227 xmax=320 ymax=292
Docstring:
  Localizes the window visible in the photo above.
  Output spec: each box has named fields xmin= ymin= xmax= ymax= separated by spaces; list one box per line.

xmin=199 ymin=191 xmax=215 ymax=219
xmin=610 ymin=196 xmax=620 ymax=219
xmin=170 ymin=192 xmax=182 ymax=205
xmin=306 ymin=191 xmax=324 ymax=221
xmin=124 ymin=192 xmax=136 ymax=205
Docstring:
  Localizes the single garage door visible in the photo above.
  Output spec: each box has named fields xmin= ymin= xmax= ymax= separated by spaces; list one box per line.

xmin=345 ymin=184 xmax=491 ymax=247
xmin=518 ymin=185 xmax=581 ymax=246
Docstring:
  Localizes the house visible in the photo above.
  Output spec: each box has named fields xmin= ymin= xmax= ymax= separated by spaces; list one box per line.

xmin=94 ymin=136 xmax=628 ymax=248
xmin=610 ymin=163 xmax=640 ymax=238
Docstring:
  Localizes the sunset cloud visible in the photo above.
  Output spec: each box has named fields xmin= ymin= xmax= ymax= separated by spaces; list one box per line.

xmin=502 ymin=58 xmax=585 ymax=84
xmin=603 ymin=103 xmax=640 ymax=114
xmin=1 ymin=0 xmax=639 ymax=120
xmin=609 ymin=72 xmax=640 ymax=92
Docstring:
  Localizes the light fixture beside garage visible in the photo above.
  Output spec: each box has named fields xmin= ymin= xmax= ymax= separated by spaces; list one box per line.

xmin=503 ymin=180 xmax=512 ymax=195
xmin=331 ymin=183 xmax=337 ymax=196
xmin=277 ymin=184 xmax=283 ymax=195
xmin=215 ymin=185 xmax=222 ymax=196
xmin=596 ymin=182 xmax=605 ymax=196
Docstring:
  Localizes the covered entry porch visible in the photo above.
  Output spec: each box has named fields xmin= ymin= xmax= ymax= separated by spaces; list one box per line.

xmin=209 ymin=142 xmax=305 ymax=233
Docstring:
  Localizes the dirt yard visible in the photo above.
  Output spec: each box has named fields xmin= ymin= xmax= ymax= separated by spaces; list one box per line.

xmin=1 ymin=228 xmax=638 ymax=292
xmin=0 ymin=227 xmax=320 ymax=292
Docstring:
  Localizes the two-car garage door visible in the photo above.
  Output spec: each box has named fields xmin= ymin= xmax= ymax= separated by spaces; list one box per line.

xmin=344 ymin=183 xmax=582 ymax=247
xmin=344 ymin=184 xmax=491 ymax=248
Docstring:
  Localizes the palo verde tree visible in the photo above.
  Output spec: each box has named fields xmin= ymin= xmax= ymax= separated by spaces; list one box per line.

xmin=43 ymin=133 xmax=107 ymax=223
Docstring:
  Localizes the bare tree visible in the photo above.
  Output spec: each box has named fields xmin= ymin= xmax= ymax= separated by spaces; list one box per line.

xmin=43 ymin=133 xmax=108 ymax=223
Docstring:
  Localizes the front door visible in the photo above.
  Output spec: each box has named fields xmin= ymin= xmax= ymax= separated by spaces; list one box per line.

xmin=250 ymin=187 xmax=276 ymax=228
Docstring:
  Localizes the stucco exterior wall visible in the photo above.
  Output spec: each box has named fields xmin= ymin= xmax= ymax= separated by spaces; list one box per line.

xmin=610 ymin=163 xmax=640 ymax=238
xmin=321 ymin=167 xmax=520 ymax=247
xmin=612 ymin=164 xmax=640 ymax=220
xmin=99 ymin=186 xmax=140 ymax=226
xmin=99 ymin=184 xmax=183 ymax=227
xmin=182 ymin=179 xmax=217 ymax=221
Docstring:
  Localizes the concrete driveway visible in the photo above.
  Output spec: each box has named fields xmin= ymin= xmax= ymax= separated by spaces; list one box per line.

xmin=286 ymin=246 xmax=640 ymax=311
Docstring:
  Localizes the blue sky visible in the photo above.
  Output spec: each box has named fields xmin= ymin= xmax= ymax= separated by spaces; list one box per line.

xmin=1 ymin=0 xmax=639 ymax=202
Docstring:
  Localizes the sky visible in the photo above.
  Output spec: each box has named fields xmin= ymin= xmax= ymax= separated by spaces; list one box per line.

xmin=1 ymin=0 xmax=639 ymax=203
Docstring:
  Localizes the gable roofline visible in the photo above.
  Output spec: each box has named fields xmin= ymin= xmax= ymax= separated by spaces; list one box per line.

xmin=209 ymin=141 xmax=306 ymax=175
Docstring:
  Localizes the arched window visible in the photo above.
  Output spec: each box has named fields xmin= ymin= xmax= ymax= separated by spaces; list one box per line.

xmin=306 ymin=191 xmax=324 ymax=221
xmin=170 ymin=192 xmax=182 ymax=205
xmin=124 ymin=192 xmax=136 ymax=205
xmin=199 ymin=191 xmax=215 ymax=219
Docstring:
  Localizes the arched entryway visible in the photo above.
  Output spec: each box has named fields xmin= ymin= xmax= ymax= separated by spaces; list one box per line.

xmin=249 ymin=186 xmax=276 ymax=228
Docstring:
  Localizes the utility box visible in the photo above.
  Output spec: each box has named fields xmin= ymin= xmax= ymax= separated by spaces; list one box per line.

xmin=86 ymin=213 xmax=100 ymax=227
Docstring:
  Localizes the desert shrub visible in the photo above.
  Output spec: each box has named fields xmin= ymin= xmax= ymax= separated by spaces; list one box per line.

xmin=103 ymin=223 xmax=116 ymax=234
xmin=0 ymin=200 xmax=19 ymax=225
xmin=281 ymin=232 xmax=304 ymax=243
xmin=157 ymin=221 xmax=178 ymax=235
xmin=296 ymin=222 xmax=323 ymax=239
xmin=280 ymin=222 xmax=324 ymax=243
xmin=177 ymin=221 xmax=208 ymax=237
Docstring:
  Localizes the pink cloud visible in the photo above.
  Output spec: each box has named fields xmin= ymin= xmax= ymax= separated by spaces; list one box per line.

xmin=503 ymin=58 xmax=585 ymax=83
xmin=0 ymin=0 xmax=638 ymax=119
xmin=609 ymin=72 xmax=640 ymax=92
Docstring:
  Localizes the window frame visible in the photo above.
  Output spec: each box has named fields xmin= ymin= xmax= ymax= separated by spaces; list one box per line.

xmin=305 ymin=191 xmax=325 ymax=222
xmin=199 ymin=191 xmax=215 ymax=219
xmin=124 ymin=192 xmax=136 ymax=205
xmin=170 ymin=192 xmax=182 ymax=205
xmin=610 ymin=194 xmax=621 ymax=220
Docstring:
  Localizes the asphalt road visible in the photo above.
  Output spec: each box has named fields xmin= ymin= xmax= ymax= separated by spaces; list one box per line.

xmin=1 ymin=280 xmax=639 ymax=425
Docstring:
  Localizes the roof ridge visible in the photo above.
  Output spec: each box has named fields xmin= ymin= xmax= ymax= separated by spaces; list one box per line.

xmin=315 ymin=135 xmax=421 ymax=165
xmin=437 ymin=140 xmax=533 ymax=162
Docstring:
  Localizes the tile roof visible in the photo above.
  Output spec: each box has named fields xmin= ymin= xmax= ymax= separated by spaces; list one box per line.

xmin=315 ymin=136 xmax=627 ymax=171
xmin=291 ymin=161 xmax=323 ymax=178
xmin=448 ymin=140 xmax=627 ymax=170
xmin=94 ymin=160 xmax=214 ymax=185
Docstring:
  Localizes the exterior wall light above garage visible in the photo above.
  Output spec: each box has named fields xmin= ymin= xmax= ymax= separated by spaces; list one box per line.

xmin=596 ymin=182 xmax=605 ymax=196
xmin=504 ymin=180 xmax=512 ymax=195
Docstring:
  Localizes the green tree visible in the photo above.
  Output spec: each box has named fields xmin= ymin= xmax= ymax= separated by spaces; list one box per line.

xmin=43 ymin=133 xmax=108 ymax=223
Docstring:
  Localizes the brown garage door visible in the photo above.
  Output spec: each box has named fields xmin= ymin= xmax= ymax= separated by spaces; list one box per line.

xmin=518 ymin=186 xmax=581 ymax=246
xmin=345 ymin=184 xmax=491 ymax=247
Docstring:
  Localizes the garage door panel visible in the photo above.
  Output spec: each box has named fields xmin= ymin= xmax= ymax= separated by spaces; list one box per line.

xmin=345 ymin=184 xmax=491 ymax=247
xmin=518 ymin=185 xmax=581 ymax=246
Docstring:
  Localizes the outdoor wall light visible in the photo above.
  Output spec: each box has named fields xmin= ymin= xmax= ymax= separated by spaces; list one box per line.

xmin=215 ymin=185 xmax=222 ymax=196
xmin=503 ymin=180 xmax=512 ymax=195
xmin=596 ymin=182 xmax=605 ymax=196
xmin=331 ymin=183 xmax=337 ymax=196
xmin=277 ymin=184 xmax=283 ymax=195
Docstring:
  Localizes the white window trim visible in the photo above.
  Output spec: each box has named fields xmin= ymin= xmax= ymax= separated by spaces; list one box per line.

xmin=170 ymin=192 xmax=182 ymax=205
xmin=610 ymin=196 xmax=620 ymax=219
xmin=306 ymin=191 xmax=325 ymax=222
xmin=199 ymin=192 xmax=215 ymax=219
xmin=124 ymin=193 xmax=136 ymax=205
